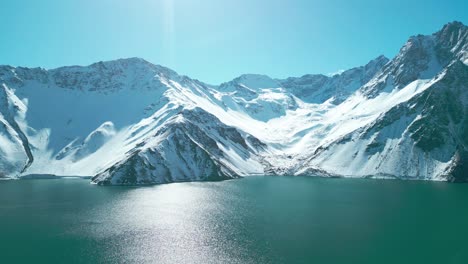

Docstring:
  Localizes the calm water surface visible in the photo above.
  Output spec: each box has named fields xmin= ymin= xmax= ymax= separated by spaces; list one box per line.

xmin=1 ymin=177 xmax=467 ymax=264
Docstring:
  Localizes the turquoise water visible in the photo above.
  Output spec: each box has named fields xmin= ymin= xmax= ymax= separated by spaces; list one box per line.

xmin=1 ymin=177 xmax=467 ymax=264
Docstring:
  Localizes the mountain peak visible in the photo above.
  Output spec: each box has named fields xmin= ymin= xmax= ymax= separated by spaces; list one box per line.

xmin=88 ymin=57 xmax=154 ymax=69
xmin=235 ymin=74 xmax=275 ymax=82
xmin=223 ymin=74 xmax=281 ymax=90
xmin=434 ymin=21 xmax=468 ymax=65
xmin=53 ymin=57 xmax=180 ymax=79
xmin=435 ymin=21 xmax=467 ymax=42
xmin=367 ymin=55 xmax=389 ymax=65
xmin=2 ymin=21 xmax=468 ymax=183
xmin=362 ymin=55 xmax=390 ymax=73
xmin=440 ymin=21 xmax=466 ymax=32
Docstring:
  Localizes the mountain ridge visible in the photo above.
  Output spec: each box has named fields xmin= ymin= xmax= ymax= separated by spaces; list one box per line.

xmin=0 ymin=21 xmax=466 ymax=184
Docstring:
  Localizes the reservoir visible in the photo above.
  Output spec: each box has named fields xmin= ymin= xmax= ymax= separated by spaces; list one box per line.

xmin=1 ymin=176 xmax=467 ymax=264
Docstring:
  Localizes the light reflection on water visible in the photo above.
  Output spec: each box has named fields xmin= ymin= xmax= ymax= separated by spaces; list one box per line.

xmin=1 ymin=176 xmax=468 ymax=264
xmin=79 ymin=182 xmax=265 ymax=263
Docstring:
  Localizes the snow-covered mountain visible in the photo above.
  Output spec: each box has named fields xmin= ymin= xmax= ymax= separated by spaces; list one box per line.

xmin=0 ymin=21 xmax=466 ymax=184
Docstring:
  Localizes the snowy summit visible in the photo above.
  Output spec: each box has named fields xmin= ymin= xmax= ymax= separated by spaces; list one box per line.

xmin=0 ymin=22 xmax=467 ymax=185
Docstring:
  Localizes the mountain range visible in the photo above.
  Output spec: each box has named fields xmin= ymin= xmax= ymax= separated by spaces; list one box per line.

xmin=0 ymin=21 xmax=467 ymax=185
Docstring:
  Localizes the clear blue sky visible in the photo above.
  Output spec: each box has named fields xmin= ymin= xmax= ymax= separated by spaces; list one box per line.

xmin=1 ymin=0 xmax=467 ymax=84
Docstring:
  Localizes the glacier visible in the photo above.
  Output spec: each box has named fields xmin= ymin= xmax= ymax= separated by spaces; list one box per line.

xmin=0 ymin=21 xmax=467 ymax=185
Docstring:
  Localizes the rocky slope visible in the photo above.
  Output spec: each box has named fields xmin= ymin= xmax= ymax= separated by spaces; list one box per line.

xmin=0 ymin=21 xmax=466 ymax=184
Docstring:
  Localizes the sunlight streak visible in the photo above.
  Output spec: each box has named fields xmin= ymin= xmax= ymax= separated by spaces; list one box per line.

xmin=162 ymin=0 xmax=175 ymax=65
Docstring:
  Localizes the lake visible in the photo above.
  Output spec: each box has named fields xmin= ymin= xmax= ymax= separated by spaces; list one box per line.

xmin=0 ymin=176 xmax=467 ymax=264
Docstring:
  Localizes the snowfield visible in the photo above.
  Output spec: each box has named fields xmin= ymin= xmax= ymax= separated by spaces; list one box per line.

xmin=0 ymin=22 xmax=467 ymax=184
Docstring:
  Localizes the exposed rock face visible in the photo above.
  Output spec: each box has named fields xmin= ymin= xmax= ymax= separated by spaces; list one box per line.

xmin=279 ymin=55 xmax=389 ymax=104
xmin=0 ymin=22 xmax=467 ymax=184
xmin=300 ymin=60 xmax=468 ymax=180
xmin=0 ymin=84 xmax=33 ymax=176
xmin=92 ymin=108 xmax=260 ymax=185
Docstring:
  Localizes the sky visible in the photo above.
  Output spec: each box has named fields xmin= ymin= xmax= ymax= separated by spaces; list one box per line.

xmin=0 ymin=0 xmax=467 ymax=84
